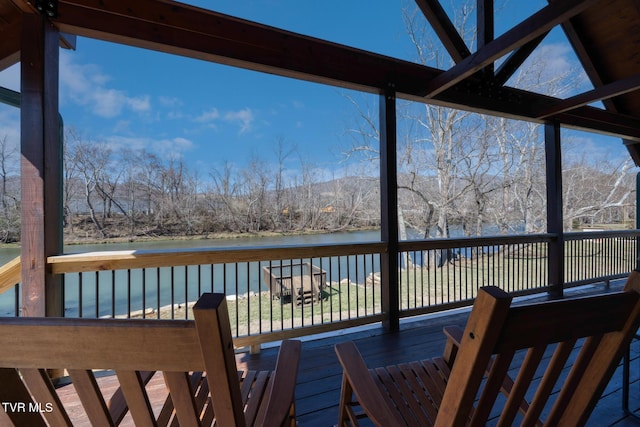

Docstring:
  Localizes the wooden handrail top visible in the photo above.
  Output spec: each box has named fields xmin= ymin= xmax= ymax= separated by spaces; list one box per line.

xmin=398 ymin=233 xmax=556 ymax=251
xmin=47 ymin=242 xmax=386 ymax=274
xmin=45 ymin=229 xmax=638 ymax=274
xmin=0 ymin=256 xmax=20 ymax=295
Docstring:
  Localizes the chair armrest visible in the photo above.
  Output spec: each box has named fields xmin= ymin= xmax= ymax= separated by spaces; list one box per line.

xmin=443 ymin=326 xmax=464 ymax=365
xmin=260 ymin=339 xmax=302 ymax=427
xmin=334 ymin=341 xmax=404 ymax=427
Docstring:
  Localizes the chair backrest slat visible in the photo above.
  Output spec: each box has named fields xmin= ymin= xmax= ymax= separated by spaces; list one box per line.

xmin=108 ymin=370 xmax=156 ymax=425
xmin=498 ymin=346 xmax=546 ymax=427
xmin=115 ymin=370 xmax=156 ymax=427
xmin=20 ymin=368 xmax=72 ymax=427
xmin=523 ymin=341 xmax=574 ymax=427
xmin=471 ymin=351 xmax=515 ymax=426
xmin=163 ymin=371 xmax=200 ymax=426
xmin=68 ymin=369 xmax=115 ymax=427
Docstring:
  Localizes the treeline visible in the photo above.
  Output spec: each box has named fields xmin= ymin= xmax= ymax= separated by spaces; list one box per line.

xmin=60 ymin=129 xmax=380 ymax=241
xmin=0 ymin=124 xmax=635 ymax=244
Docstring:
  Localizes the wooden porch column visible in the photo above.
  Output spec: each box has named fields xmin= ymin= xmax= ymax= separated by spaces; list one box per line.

xmin=545 ymin=120 xmax=564 ymax=298
xmin=380 ymin=85 xmax=399 ymax=331
xmin=20 ymin=14 xmax=63 ymax=317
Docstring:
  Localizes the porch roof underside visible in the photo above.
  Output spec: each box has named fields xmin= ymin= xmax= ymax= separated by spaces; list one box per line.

xmin=2 ymin=0 xmax=640 ymax=163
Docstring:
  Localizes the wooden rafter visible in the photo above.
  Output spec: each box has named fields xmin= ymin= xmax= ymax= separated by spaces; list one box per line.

xmin=477 ymin=0 xmax=493 ymax=74
xmin=555 ymin=7 xmax=618 ymax=112
xmin=414 ymin=0 xmax=470 ymax=63
xmin=477 ymin=0 xmax=493 ymax=48
xmin=537 ymin=73 xmax=640 ymax=118
xmin=422 ymin=0 xmax=602 ymax=98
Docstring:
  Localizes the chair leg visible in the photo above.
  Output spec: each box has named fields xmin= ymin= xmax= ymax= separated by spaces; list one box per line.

xmin=338 ymin=373 xmax=357 ymax=427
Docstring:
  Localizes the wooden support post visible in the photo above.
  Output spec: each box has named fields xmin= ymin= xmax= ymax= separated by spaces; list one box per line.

xmin=545 ymin=120 xmax=564 ymax=298
xmin=380 ymin=85 xmax=399 ymax=331
xmin=20 ymin=14 xmax=63 ymax=317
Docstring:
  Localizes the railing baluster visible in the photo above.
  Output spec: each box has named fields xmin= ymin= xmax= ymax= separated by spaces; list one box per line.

xmin=156 ymin=268 xmax=161 ymax=319
xmin=142 ymin=268 xmax=147 ymax=319
xmin=78 ymin=273 xmax=83 ymax=318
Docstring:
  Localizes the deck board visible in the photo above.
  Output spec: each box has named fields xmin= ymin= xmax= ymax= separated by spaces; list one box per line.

xmin=54 ymin=284 xmax=640 ymax=426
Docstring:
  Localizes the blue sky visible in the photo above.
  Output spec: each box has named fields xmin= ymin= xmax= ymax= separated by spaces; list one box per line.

xmin=0 ymin=0 xmax=630 ymax=180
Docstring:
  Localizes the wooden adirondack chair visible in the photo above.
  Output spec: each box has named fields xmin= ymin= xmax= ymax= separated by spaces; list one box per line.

xmin=335 ymin=272 xmax=640 ymax=426
xmin=0 ymin=293 xmax=301 ymax=427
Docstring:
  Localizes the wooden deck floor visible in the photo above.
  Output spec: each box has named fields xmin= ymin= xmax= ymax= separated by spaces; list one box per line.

xmin=56 ymin=283 xmax=640 ymax=426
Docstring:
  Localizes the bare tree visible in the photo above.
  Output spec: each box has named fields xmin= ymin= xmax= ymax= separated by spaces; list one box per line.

xmin=563 ymin=155 xmax=634 ymax=230
xmin=0 ymin=135 xmax=19 ymax=242
xmin=66 ymin=132 xmax=111 ymax=237
xmin=272 ymin=137 xmax=296 ymax=231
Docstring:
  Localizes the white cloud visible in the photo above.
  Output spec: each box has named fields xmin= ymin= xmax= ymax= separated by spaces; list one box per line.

xmin=103 ymin=134 xmax=195 ymax=160
xmin=60 ymin=52 xmax=152 ymax=118
xmin=127 ymin=95 xmax=151 ymax=112
xmin=113 ymin=120 xmax=131 ymax=133
xmin=155 ymin=137 xmax=195 ymax=159
xmin=103 ymin=135 xmax=148 ymax=152
xmin=159 ymin=96 xmax=182 ymax=107
xmin=193 ymin=107 xmax=255 ymax=134
xmin=510 ymin=43 xmax=589 ymax=96
xmin=195 ymin=108 xmax=220 ymax=123
xmin=224 ymin=108 xmax=254 ymax=134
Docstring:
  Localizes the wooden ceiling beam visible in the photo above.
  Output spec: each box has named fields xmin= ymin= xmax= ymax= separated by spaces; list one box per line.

xmin=556 ymin=106 xmax=640 ymax=141
xmin=537 ymin=73 xmax=640 ymax=118
xmin=43 ymin=0 xmax=640 ymax=142
xmin=422 ymin=0 xmax=602 ymax=98
xmin=53 ymin=0 xmax=441 ymax=96
xmin=414 ymin=0 xmax=470 ymax=63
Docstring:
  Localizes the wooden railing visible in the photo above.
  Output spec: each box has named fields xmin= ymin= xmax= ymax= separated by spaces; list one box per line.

xmin=48 ymin=242 xmax=387 ymax=348
xmin=1 ymin=230 xmax=637 ymax=348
